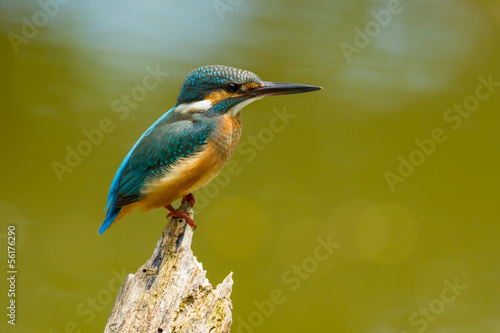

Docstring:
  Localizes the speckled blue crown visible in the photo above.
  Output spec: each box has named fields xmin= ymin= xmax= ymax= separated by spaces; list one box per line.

xmin=176 ymin=65 xmax=262 ymax=105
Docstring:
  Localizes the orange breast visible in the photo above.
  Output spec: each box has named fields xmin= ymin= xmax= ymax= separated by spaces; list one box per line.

xmin=211 ymin=113 xmax=242 ymax=163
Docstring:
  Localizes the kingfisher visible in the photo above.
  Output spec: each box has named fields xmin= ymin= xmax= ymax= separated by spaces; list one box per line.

xmin=99 ymin=65 xmax=321 ymax=234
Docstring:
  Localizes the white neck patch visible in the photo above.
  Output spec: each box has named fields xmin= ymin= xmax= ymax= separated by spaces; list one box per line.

xmin=175 ymin=99 xmax=213 ymax=114
xmin=175 ymin=96 xmax=264 ymax=116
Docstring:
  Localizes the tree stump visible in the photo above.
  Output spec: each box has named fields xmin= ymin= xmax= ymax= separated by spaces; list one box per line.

xmin=104 ymin=200 xmax=233 ymax=333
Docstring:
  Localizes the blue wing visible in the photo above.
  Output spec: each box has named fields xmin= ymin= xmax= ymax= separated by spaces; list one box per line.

xmin=99 ymin=109 xmax=212 ymax=234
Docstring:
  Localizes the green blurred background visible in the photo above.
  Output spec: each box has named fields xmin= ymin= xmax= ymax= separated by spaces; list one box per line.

xmin=1 ymin=0 xmax=500 ymax=332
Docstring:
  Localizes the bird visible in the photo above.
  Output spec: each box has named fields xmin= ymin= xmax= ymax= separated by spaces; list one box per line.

xmin=99 ymin=65 xmax=322 ymax=234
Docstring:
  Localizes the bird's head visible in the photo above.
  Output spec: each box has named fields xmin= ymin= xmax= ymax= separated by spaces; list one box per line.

xmin=175 ymin=65 xmax=322 ymax=116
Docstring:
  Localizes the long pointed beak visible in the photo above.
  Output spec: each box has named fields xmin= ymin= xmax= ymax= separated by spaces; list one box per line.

xmin=248 ymin=81 xmax=322 ymax=98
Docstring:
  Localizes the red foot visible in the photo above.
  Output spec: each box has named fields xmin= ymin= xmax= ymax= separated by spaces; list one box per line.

xmin=165 ymin=204 xmax=197 ymax=229
xmin=181 ymin=193 xmax=196 ymax=207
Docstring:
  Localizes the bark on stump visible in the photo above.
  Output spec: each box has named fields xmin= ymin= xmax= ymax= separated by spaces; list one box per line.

xmin=104 ymin=200 xmax=233 ymax=333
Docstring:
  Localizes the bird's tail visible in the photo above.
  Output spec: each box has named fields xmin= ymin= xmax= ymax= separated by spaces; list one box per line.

xmin=99 ymin=199 xmax=121 ymax=235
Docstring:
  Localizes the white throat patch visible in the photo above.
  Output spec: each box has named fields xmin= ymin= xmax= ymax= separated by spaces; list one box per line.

xmin=228 ymin=96 xmax=264 ymax=116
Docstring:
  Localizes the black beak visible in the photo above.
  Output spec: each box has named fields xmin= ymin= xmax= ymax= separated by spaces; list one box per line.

xmin=248 ymin=81 xmax=322 ymax=98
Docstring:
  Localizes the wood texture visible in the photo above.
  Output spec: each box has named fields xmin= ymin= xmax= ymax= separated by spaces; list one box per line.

xmin=104 ymin=200 xmax=233 ymax=333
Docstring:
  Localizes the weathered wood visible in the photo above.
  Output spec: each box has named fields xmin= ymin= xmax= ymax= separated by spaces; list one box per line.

xmin=104 ymin=200 xmax=233 ymax=333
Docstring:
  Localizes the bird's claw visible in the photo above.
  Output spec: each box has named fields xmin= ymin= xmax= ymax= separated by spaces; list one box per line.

xmin=181 ymin=193 xmax=196 ymax=207
xmin=165 ymin=205 xmax=197 ymax=229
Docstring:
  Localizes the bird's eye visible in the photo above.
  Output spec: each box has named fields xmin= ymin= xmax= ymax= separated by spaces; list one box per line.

xmin=225 ymin=83 xmax=240 ymax=93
